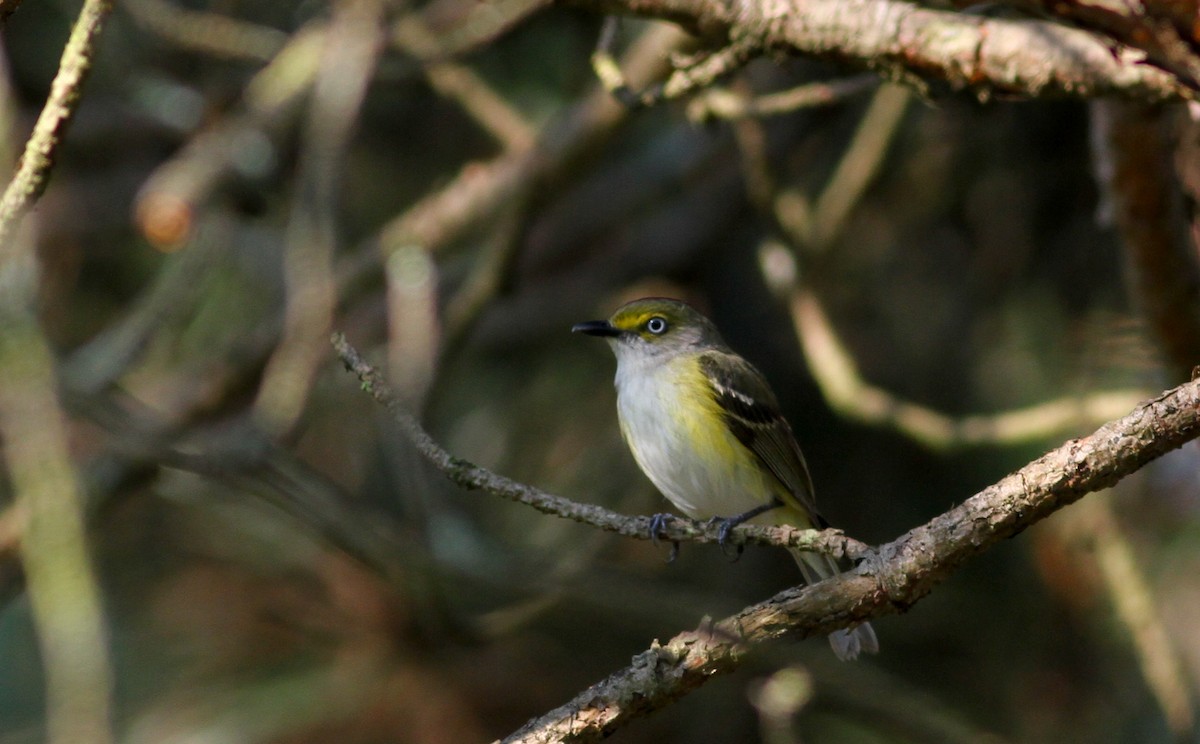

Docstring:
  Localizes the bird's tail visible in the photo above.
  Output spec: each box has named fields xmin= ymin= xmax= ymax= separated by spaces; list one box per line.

xmin=790 ymin=547 xmax=879 ymax=662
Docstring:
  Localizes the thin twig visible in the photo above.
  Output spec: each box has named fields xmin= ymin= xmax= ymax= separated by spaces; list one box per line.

xmin=255 ymin=0 xmax=385 ymax=435
xmin=0 ymin=0 xmax=112 ymax=250
xmin=1063 ymin=494 xmax=1196 ymax=739
xmin=133 ymin=23 xmax=327 ymax=248
xmin=687 ymin=74 xmax=877 ymax=122
xmin=592 ymin=17 xmax=756 ymax=108
xmin=392 ymin=13 xmax=536 ymax=151
xmin=331 ymin=332 xmax=867 ymax=559
xmin=122 ymin=0 xmax=288 ymax=63
xmin=810 ymin=83 xmax=911 ymax=250
xmin=421 ymin=0 xmax=552 ymax=57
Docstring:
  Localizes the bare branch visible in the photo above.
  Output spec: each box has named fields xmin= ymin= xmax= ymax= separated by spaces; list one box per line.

xmin=502 ymin=377 xmax=1200 ymax=742
xmin=391 ymin=13 xmax=537 ymax=151
xmin=1059 ymin=494 xmax=1196 ymax=739
xmin=332 ymin=327 xmax=1200 ymax=740
xmin=331 ymin=332 xmax=867 ymax=559
xmin=567 ymin=0 xmax=1191 ymax=102
xmin=121 ymin=0 xmax=288 ymax=63
xmin=133 ymin=24 xmax=327 ymax=248
xmin=810 ymin=83 xmax=911 ymax=250
xmin=965 ymin=0 xmax=1200 ymax=90
xmin=255 ymin=0 xmax=386 ymax=435
xmin=0 ymin=3 xmax=117 ymax=741
xmin=686 ymin=74 xmax=876 ymax=122
xmin=592 ymin=17 xmax=756 ymax=107
xmin=0 ymin=0 xmax=112 ymax=249
xmin=356 ymin=23 xmax=687 ymax=274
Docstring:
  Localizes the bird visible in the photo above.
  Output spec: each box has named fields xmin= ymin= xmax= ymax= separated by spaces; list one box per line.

xmin=573 ymin=296 xmax=878 ymax=660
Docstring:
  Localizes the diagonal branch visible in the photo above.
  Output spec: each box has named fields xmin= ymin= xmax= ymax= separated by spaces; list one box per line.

xmin=0 ymin=0 xmax=112 ymax=249
xmin=502 ymin=378 xmax=1200 ymax=743
xmin=333 ymin=331 xmax=1200 ymax=741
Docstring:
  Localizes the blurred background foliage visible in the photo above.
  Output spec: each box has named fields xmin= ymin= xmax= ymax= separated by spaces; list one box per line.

xmin=0 ymin=1 xmax=1197 ymax=743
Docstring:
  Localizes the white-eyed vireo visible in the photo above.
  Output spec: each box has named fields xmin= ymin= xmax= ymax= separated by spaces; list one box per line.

xmin=573 ymin=297 xmax=878 ymax=661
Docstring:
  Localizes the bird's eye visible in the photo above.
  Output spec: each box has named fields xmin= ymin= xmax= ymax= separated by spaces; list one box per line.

xmin=645 ymin=316 xmax=668 ymax=335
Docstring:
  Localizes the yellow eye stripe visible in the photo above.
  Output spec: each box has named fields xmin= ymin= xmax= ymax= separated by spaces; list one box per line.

xmin=610 ymin=309 xmax=664 ymax=333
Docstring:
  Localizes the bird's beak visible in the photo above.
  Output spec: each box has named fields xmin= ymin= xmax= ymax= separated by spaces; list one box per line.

xmin=571 ymin=320 xmax=621 ymax=337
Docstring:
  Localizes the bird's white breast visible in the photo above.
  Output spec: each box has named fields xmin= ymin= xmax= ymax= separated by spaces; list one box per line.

xmin=613 ymin=352 xmax=779 ymax=520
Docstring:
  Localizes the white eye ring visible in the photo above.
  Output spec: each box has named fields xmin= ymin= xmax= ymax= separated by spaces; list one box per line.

xmin=645 ymin=317 xmax=667 ymax=335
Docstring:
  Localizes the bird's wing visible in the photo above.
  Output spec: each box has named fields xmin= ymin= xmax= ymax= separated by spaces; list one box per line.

xmin=699 ymin=351 xmax=827 ymax=527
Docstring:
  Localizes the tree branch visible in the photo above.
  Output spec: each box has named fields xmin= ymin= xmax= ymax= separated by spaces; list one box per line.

xmin=331 ymin=333 xmax=866 ymax=558
xmin=502 ymin=378 xmax=1200 ymax=742
xmin=332 ymin=331 xmax=1200 ymax=741
xmin=567 ymin=0 xmax=1190 ymax=102
xmin=0 ymin=3 xmax=116 ymax=742
xmin=0 ymin=0 xmax=112 ymax=250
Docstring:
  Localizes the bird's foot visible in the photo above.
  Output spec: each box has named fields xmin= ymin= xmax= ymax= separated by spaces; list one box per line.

xmin=649 ymin=512 xmax=681 ymax=563
xmin=706 ymin=516 xmax=746 ymax=561
xmin=707 ymin=500 xmax=784 ymax=561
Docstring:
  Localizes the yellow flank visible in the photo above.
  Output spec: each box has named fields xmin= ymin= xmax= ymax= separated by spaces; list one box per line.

xmin=615 ymin=353 xmax=811 ymax=528
xmin=674 ymin=358 xmax=742 ymax=469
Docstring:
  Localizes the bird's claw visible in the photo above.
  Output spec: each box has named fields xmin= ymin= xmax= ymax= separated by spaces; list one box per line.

xmin=649 ymin=513 xmax=681 ymax=563
xmin=707 ymin=516 xmax=745 ymax=561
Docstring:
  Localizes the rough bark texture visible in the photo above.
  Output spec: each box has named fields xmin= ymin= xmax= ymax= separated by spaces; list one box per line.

xmin=565 ymin=0 xmax=1190 ymax=101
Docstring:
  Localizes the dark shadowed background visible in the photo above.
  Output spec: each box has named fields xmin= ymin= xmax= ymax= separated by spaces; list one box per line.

xmin=0 ymin=2 xmax=1197 ymax=743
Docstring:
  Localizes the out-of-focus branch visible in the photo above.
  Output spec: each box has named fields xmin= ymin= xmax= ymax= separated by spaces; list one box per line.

xmin=386 ymin=246 xmax=441 ymax=407
xmin=501 ymin=374 xmax=1200 ymax=743
xmin=1090 ymin=101 xmax=1200 ymax=383
xmin=566 ymin=0 xmax=1190 ymax=102
xmin=0 ymin=3 xmax=116 ymax=741
xmin=790 ymin=288 xmax=1151 ymax=448
xmin=440 ymin=203 xmax=527 ymax=354
xmin=392 ymin=14 xmax=536 ymax=151
xmin=1061 ymin=494 xmax=1196 ymax=740
xmin=332 ymin=332 xmax=869 ymax=559
xmin=733 ymin=81 xmax=908 ymax=254
xmin=686 ymin=74 xmax=876 ymax=122
xmin=342 ymin=23 xmax=686 ymax=281
xmin=0 ymin=322 xmax=114 ymax=744
xmin=134 ymin=24 xmax=326 ymax=248
xmin=255 ymin=0 xmax=385 ymax=435
xmin=121 ymin=0 xmax=288 ymax=63
xmin=738 ymin=77 xmax=1137 ymax=449
xmin=809 ymin=83 xmax=910 ymax=250
xmin=418 ymin=0 xmax=551 ymax=56
xmin=63 ymin=218 xmax=229 ymax=394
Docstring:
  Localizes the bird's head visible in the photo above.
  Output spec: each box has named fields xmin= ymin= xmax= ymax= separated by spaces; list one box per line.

xmin=572 ymin=297 xmax=727 ymax=361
